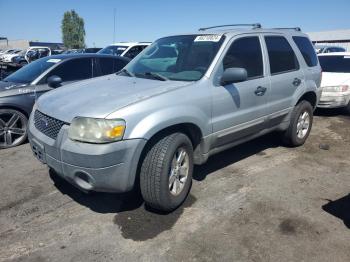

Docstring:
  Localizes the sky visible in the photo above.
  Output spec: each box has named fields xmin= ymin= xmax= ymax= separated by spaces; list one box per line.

xmin=0 ymin=0 xmax=350 ymax=47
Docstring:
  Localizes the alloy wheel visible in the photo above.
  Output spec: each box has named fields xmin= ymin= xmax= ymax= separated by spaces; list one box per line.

xmin=168 ymin=147 xmax=190 ymax=196
xmin=0 ymin=110 xmax=27 ymax=148
xmin=296 ymin=111 xmax=310 ymax=139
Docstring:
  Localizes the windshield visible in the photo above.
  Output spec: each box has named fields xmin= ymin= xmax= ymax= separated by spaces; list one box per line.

xmin=4 ymin=57 xmax=60 ymax=84
xmin=98 ymin=45 xmax=128 ymax=56
xmin=319 ymin=55 xmax=350 ymax=73
xmin=124 ymin=35 xmax=225 ymax=81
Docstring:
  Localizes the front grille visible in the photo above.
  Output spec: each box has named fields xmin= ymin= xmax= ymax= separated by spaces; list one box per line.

xmin=34 ymin=110 xmax=67 ymax=140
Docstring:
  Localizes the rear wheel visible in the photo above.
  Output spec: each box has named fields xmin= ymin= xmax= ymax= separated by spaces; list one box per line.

xmin=283 ymin=101 xmax=313 ymax=147
xmin=0 ymin=109 xmax=28 ymax=149
xmin=140 ymin=133 xmax=193 ymax=212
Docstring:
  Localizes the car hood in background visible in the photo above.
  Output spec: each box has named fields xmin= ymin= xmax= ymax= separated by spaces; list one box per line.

xmin=0 ymin=81 xmax=29 ymax=97
xmin=37 ymin=74 xmax=191 ymax=123
xmin=321 ymin=72 xmax=350 ymax=87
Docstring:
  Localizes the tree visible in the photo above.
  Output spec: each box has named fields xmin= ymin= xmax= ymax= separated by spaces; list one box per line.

xmin=61 ymin=10 xmax=86 ymax=49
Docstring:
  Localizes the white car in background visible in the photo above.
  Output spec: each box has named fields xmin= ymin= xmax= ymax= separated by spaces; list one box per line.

xmin=1 ymin=49 xmax=25 ymax=63
xmin=318 ymin=52 xmax=350 ymax=113
xmin=0 ymin=49 xmax=21 ymax=62
xmin=98 ymin=42 xmax=151 ymax=59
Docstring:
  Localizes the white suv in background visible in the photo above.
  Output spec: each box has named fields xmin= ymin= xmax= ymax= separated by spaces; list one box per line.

xmin=318 ymin=52 xmax=350 ymax=113
xmin=98 ymin=42 xmax=151 ymax=59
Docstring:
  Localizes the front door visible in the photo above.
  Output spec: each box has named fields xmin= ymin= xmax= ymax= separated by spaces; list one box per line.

xmin=211 ymin=35 xmax=269 ymax=147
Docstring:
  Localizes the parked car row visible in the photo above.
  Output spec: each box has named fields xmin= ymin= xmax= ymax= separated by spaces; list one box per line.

xmin=1 ymin=24 xmax=349 ymax=213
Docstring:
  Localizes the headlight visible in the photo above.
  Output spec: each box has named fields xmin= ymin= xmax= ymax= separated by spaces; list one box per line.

xmin=322 ymin=85 xmax=349 ymax=92
xmin=68 ymin=117 xmax=126 ymax=143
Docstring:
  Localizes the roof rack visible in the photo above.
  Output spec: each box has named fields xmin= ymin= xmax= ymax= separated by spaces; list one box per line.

xmin=199 ymin=23 xmax=262 ymax=31
xmin=271 ymin=27 xmax=301 ymax=31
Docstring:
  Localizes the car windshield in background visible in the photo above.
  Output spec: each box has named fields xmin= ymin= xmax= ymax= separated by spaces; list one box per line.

xmin=124 ymin=35 xmax=225 ymax=81
xmin=98 ymin=45 xmax=128 ymax=56
xmin=4 ymin=57 xmax=60 ymax=84
xmin=319 ymin=55 xmax=350 ymax=73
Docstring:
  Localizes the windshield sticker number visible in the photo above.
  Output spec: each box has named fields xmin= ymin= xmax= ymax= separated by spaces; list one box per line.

xmin=194 ymin=35 xmax=222 ymax=42
xmin=47 ymin=59 xmax=61 ymax=63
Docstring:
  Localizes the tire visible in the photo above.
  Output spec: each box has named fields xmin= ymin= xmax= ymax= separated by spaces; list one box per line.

xmin=140 ymin=133 xmax=193 ymax=212
xmin=283 ymin=101 xmax=313 ymax=147
xmin=0 ymin=109 xmax=28 ymax=149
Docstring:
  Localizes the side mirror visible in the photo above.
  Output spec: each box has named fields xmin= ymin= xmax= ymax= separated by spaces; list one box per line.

xmin=220 ymin=67 xmax=248 ymax=85
xmin=47 ymin=75 xmax=62 ymax=88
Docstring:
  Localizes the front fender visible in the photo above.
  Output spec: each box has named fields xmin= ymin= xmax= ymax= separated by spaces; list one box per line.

xmin=126 ymin=106 xmax=210 ymax=140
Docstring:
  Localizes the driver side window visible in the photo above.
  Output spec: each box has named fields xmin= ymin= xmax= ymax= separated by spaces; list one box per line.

xmin=223 ymin=36 xmax=263 ymax=79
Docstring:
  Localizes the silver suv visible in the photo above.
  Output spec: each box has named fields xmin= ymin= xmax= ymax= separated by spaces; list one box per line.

xmin=28 ymin=24 xmax=321 ymax=211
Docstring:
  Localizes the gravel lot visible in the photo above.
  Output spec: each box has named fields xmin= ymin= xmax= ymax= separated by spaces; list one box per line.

xmin=0 ymin=110 xmax=350 ymax=262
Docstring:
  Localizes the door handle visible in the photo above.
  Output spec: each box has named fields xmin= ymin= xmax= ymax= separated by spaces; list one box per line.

xmin=254 ymin=86 xmax=267 ymax=96
xmin=293 ymin=78 xmax=302 ymax=87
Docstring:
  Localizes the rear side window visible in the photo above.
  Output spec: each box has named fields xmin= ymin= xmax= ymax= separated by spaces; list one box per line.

xmin=96 ymin=57 xmax=127 ymax=76
xmin=292 ymin=36 xmax=318 ymax=67
xmin=223 ymin=36 xmax=263 ymax=79
xmin=265 ymin=36 xmax=299 ymax=74
xmin=319 ymin=56 xmax=350 ymax=73
xmin=47 ymin=58 xmax=92 ymax=82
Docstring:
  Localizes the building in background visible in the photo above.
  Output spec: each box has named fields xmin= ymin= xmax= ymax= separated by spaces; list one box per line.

xmin=0 ymin=38 xmax=64 ymax=50
xmin=308 ymin=29 xmax=350 ymax=51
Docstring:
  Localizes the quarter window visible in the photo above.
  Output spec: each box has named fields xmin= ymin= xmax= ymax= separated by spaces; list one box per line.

xmin=292 ymin=36 xmax=318 ymax=67
xmin=265 ymin=36 xmax=299 ymax=74
xmin=223 ymin=36 xmax=263 ymax=79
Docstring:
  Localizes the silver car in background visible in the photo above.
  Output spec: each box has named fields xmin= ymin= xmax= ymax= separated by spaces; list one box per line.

xmin=28 ymin=24 xmax=321 ymax=211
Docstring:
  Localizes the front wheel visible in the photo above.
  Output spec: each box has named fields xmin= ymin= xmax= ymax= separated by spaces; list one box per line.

xmin=0 ymin=109 xmax=28 ymax=149
xmin=140 ymin=133 xmax=193 ymax=212
xmin=283 ymin=101 xmax=313 ymax=147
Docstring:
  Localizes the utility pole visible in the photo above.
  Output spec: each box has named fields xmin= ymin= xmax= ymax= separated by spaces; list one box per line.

xmin=113 ymin=8 xmax=116 ymax=43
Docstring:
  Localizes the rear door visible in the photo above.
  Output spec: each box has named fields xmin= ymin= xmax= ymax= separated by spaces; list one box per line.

xmin=262 ymin=35 xmax=305 ymax=122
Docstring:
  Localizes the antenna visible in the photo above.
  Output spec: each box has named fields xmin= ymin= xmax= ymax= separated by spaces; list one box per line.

xmin=113 ymin=8 xmax=116 ymax=43
xmin=199 ymin=23 xmax=261 ymax=31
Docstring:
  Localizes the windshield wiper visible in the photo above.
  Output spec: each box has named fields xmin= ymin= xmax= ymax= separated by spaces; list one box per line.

xmin=136 ymin=72 xmax=168 ymax=81
xmin=116 ymin=68 xmax=134 ymax=77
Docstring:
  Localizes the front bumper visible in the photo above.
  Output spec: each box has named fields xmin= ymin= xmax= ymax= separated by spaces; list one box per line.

xmin=317 ymin=92 xmax=350 ymax=108
xmin=28 ymin=112 xmax=147 ymax=193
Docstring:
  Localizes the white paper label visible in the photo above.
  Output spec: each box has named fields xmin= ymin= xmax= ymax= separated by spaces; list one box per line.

xmin=344 ymin=56 xmax=350 ymax=59
xmin=47 ymin=59 xmax=61 ymax=63
xmin=194 ymin=35 xmax=222 ymax=42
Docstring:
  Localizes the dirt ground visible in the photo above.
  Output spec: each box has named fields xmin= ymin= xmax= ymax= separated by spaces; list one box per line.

xmin=0 ymin=109 xmax=350 ymax=262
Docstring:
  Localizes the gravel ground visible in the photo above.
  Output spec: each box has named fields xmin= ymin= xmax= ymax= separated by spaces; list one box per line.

xmin=0 ymin=110 xmax=349 ymax=262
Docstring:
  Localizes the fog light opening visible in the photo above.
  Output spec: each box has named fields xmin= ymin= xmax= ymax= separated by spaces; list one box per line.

xmin=74 ymin=171 xmax=94 ymax=191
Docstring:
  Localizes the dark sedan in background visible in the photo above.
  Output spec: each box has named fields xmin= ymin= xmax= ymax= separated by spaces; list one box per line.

xmin=0 ymin=53 xmax=130 ymax=149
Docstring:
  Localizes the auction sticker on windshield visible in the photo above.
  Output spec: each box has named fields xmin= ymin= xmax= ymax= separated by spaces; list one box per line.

xmin=47 ymin=59 xmax=61 ymax=63
xmin=194 ymin=35 xmax=222 ymax=42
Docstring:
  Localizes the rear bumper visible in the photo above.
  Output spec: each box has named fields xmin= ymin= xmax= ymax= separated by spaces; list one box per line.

xmin=317 ymin=92 xmax=350 ymax=108
xmin=28 ymin=112 xmax=147 ymax=193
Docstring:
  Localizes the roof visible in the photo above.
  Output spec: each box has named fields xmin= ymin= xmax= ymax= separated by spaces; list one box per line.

xmin=163 ymin=27 xmax=308 ymax=39
xmin=42 ymin=53 xmax=130 ymax=61
xmin=308 ymin=29 xmax=350 ymax=42
xmin=318 ymin=52 xmax=350 ymax=56
xmin=108 ymin=42 xmax=151 ymax=46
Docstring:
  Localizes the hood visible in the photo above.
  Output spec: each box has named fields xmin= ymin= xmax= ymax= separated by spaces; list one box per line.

xmin=0 ymin=81 xmax=28 ymax=97
xmin=321 ymin=72 xmax=350 ymax=87
xmin=37 ymin=74 xmax=191 ymax=123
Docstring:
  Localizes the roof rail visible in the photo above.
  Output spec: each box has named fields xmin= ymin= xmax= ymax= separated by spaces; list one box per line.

xmin=199 ymin=23 xmax=262 ymax=31
xmin=271 ymin=27 xmax=301 ymax=31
